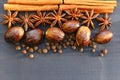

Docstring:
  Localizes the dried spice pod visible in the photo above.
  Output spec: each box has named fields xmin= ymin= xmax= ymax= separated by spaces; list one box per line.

xmin=5 ymin=26 xmax=24 ymax=43
xmin=46 ymin=27 xmax=65 ymax=42
xmin=62 ymin=20 xmax=80 ymax=33
xmin=95 ymin=30 xmax=113 ymax=44
xmin=76 ymin=26 xmax=91 ymax=47
xmin=24 ymin=28 xmax=44 ymax=45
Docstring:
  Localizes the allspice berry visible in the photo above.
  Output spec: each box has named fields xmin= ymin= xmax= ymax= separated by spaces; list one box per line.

xmin=29 ymin=53 xmax=34 ymax=59
xmin=33 ymin=46 xmax=39 ymax=51
xmin=16 ymin=46 xmax=21 ymax=51
xmin=79 ymin=48 xmax=84 ymax=53
xmin=91 ymin=49 xmax=96 ymax=53
xmin=28 ymin=48 xmax=34 ymax=53
xmin=102 ymin=49 xmax=108 ymax=55
xmin=38 ymin=49 xmax=42 ymax=54
xmin=58 ymin=49 xmax=63 ymax=54
xmin=42 ymin=48 xmax=48 ymax=54
xmin=99 ymin=53 xmax=104 ymax=57
xmin=22 ymin=50 xmax=27 ymax=55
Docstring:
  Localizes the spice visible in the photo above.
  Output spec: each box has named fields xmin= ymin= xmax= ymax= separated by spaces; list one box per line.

xmin=91 ymin=49 xmax=96 ymax=53
xmin=79 ymin=48 xmax=84 ymax=53
xmin=97 ymin=13 xmax=112 ymax=31
xmin=16 ymin=45 xmax=21 ymax=50
xmin=29 ymin=53 xmax=34 ymax=59
xmin=46 ymin=46 xmax=51 ymax=50
xmin=32 ymin=11 xmax=51 ymax=27
xmin=42 ymin=48 xmax=48 ymax=54
xmin=37 ymin=49 xmax=42 ymax=54
xmin=65 ymin=8 xmax=83 ymax=20
xmin=21 ymin=43 xmax=26 ymax=48
xmin=33 ymin=46 xmax=39 ymax=51
xmin=99 ymin=53 xmax=104 ymax=57
xmin=28 ymin=48 xmax=34 ymax=53
xmin=2 ymin=10 xmax=20 ymax=28
xmin=72 ymin=46 xmax=76 ymax=50
xmin=102 ymin=49 xmax=108 ymax=55
xmin=58 ymin=49 xmax=63 ymax=54
xmin=47 ymin=8 xmax=67 ymax=27
xmin=81 ymin=10 xmax=99 ymax=29
xmin=22 ymin=50 xmax=27 ymax=55
xmin=19 ymin=12 xmax=35 ymax=31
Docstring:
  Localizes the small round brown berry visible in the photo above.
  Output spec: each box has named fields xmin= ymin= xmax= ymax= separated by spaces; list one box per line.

xmin=57 ymin=45 xmax=62 ymax=49
xmin=99 ymin=53 xmax=104 ymax=57
xmin=33 ymin=46 xmax=39 ymax=51
xmin=22 ymin=50 xmax=27 ymax=55
xmin=29 ymin=53 xmax=34 ymax=59
xmin=51 ymin=45 xmax=56 ymax=50
xmin=58 ymin=49 xmax=63 ymax=54
xmin=46 ymin=46 xmax=51 ymax=50
xmin=26 ymin=46 xmax=30 ymax=50
xmin=21 ymin=43 xmax=26 ymax=48
xmin=92 ymin=44 xmax=97 ymax=49
xmin=72 ymin=46 xmax=76 ymax=50
xmin=102 ymin=49 xmax=108 ymax=55
xmin=28 ymin=48 xmax=34 ymax=53
xmin=45 ymin=42 xmax=50 ymax=46
xmin=38 ymin=49 xmax=42 ymax=54
xmin=79 ymin=48 xmax=84 ymax=53
xmin=42 ymin=48 xmax=48 ymax=54
xmin=16 ymin=46 xmax=21 ymax=51
xmin=53 ymin=49 xmax=57 ymax=53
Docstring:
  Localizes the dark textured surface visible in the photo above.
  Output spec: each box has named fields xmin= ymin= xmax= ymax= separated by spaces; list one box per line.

xmin=0 ymin=0 xmax=120 ymax=80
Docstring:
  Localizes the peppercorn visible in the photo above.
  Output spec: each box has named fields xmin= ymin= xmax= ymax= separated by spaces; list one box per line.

xmin=42 ymin=48 xmax=48 ymax=54
xmin=91 ymin=48 xmax=96 ymax=53
xmin=46 ymin=46 xmax=51 ymax=50
xmin=66 ymin=41 xmax=70 ymax=45
xmin=99 ymin=53 xmax=104 ymax=57
xmin=29 ymin=53 xmax=34 ymax=59
xmin=79 ymin=48 xmax=84 ymax=53
xmin=57 ymin=45 xmax=62 ymax=49
xmin=92 ymin=44 xmax=97 ymax=49
xmin=21 ymin=43 xmax=26 ymax=48
xmin=37 ymin=49 xmax=42 ymax=54
xmin=26 ymin=46 xmax=30 ymax=50
xmin=33 ymin=46 xmax=39 ymax=51
xmin=16 ymin=45 xmax=21 ymax=51
xmin=22 ymin=50 xmax=27 ymax=55
xmin=72 ymin=46 xmax=76 ymax=50
xmin=53 ymin=49 xmax=57 ymax=53
xmin=58 ymin=49 xmax=63 ymax=54
xmin=28 ymin=48 xmax=34 ymax=53
xmin=51 ymin=45 xmax=56 ymax=50
xmin=45 ymin=42 xmax=50 ymax=46
xmin=102 ymin=49 xmax=108 ymax=55
xmin=70 ymin=41 xmax=74 ymax=46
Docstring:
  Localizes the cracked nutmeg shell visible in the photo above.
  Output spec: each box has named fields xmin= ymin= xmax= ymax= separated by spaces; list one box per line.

xmin=24 ymin=28 xmax=44 ymax=45
xmin=95 ymin=30 xmax=113 ymax=44
xmin=5 ymin=26 xmax=24 ymax=43
xmin=46 ymin=27 xmax=65 ymax=42
xmin=76 ymin=26 xmax=91 ymax=47
xmin=62 ymin=20 xmax=80 ymax=33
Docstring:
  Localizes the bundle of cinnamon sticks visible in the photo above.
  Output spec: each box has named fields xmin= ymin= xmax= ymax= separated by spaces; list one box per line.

xmin=4 ymin=0 xmax=117 ymax=13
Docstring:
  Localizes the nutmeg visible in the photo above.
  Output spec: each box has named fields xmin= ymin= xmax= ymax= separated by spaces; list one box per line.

xmin=5 ymin=26 xmax=24 ymax=43
xmin=95 ymin=30 xmax=113 ymax=44
xmin=46 ymin=27 xmax=65 ymax=42
xmin=24 ymin=28 xmax=44 ymax=45
xmin=62 ymin=20 xmax=80 ymax=33
xmin=76 ymin=26 xmax=91 ymax=47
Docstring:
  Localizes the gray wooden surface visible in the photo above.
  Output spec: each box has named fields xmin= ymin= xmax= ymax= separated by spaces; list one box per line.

xmin=0 ymin=0 xmax=120 ymax=80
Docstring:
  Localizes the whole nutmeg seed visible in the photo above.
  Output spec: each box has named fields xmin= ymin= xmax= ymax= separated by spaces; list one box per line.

xmin=95 ymin=30 xmax=113 ymax=44
xmin=24 ymin=28 xmax=44 ymax=45
xmin=62 ymin=20 xmax=80 ymax=33
xmin=76 ymin=26 xmax=91 ymax=47
xmin=46 ymin=27 xmax=65 ymax=42
xmin=5 ymin=26 xmax=24 ymax=43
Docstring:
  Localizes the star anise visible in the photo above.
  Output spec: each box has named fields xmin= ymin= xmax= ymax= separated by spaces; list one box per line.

xmin=65 ymin=7 xmax=83 ymax=20
xmin=97 ymin=13 xmax=112 ymax=31
xmin=19 ymin=12 xmax=35 ymax=31
xmin=2 ymin=10 xmax=20 ymax=29
xmin=47 ymin=9 xmax=67 ymax=28
xmin=81 ymin=10 xmax=99 ymax=29
xmin=32 ymin=11 xmax=51 ymax=27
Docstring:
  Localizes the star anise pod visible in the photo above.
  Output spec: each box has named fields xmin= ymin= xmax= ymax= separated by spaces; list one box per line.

xmin=65 ymin=7 xmax=83 ymax=20
xmin=32 ymin=11 xmax=51 ymax=27
xmin=47 ymin=9 xmax=67 ymax=28
xmin=2 ymin=10 xmax=20 ymax=29
xmin=81 ymin=10 xmax=99 ymax=29
xmin=19 ymin=12 xmax=35 ymax=31
xmin=97 ymin=13 xmax=112 ymax=31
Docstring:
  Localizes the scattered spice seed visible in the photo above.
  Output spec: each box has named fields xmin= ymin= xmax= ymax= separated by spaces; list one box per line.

xmin=33 ymin=46 xmax=39 ymax=51
xmin=45 ymin=42 xmax=50 ymax=46
xmin=55 ymin=43 xmax=59 ymax=46
xmin=53 ymin=49 xmax=57 ymax=53
xmin=26 ymin=46 xmax=30 ymax=50
xmin=46 ymin=46 xmax=51 ymax=50
xmin=29 ymin=53 xmax=34 ymax=59
xmin=72 ymin=46 xmax=76 ymax=50
xmin=92 ymin=44 xmax=97 ymax=49
xmin=16 ymin=46 xmax=21 ymax=51
xmin=63 ymin=45 xmax=67 ymax=49
xmin=28 ymin=48 xmax=34 ymax=53
xmin=58 ymin=49 xmax=63 ymax=54
xmin=66 ymin=41 xmax=70 ymax=46
xmin=57 ymin=45 xmax=62 ymax=50
xmin=79 ymin=48 xmax=84 ymax=53
xmin=99 ymin=53 xmax=104 ymax=57
xmin=42 ymin=48 xmax=48 ymax=54
xmin=21 ymin=43 xmax=26 ymax=48
xmin=102 ymin=49 xmax=108 ymax=55
xmin=37 ymin=49 xmax=42 ymax=54
xmin=91 ymin=48 xmax=96 ymax=53
xmin=51 ymin=45 xmax=56 ymax=50
xmin=22 ymin=50 xmax=27 ymax=55
xmin=15 ymin=42 xmax=20 ymax=46
xmin=70 ymin=41 xmax=74 ymax=46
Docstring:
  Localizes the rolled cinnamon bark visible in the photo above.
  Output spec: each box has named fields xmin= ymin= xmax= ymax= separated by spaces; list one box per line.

xmin=4 ymin=4 xmax=58 ymax=11
xmin=60 ymin=5 xmax=114 ymax=13
xmin=8 ymin=0 xmax=63 ymax=5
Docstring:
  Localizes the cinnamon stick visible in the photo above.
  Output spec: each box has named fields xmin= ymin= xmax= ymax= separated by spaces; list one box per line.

xmin=60 ymin=5 xmax=114 ymax=13
xmin=4 ymin=4 xmax=58 ymax=11
xmin=8 ymin=0 xmax=63 ymax=5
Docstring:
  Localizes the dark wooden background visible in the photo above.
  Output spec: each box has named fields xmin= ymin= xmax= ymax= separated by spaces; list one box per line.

xmin=0 ymin=0 xmax=120 ymax=80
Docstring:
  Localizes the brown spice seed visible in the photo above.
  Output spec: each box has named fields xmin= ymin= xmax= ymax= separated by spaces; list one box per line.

xmin=46 ymin=46 xmax=51 ymax=50
xmin=29 ymin=53 xmax=34 ymax=59
xmin=38 ymin=49 xmax=42 ymax=54
xmin=45 ymin=42 xmax=50 ymax=46
xmin=80 ymin=48 xmax=84 ymax=53
xmin=33 ymin=46 xmax=39 ymax=51
xmin=28 ymin=48 xmax=34 ymax=53
xmin=102 ymin=49 xmax=108 ymax=55
xmin=66 ymin=41 xmax=70 ymax=45
xmin=26 ymin=46 xmax=30 ymax=50
xmin=16 ymin=46 xmax=21 ymax=51
xmin=91 ymin=49 xmax=96 ymax=53
xmin=70 ymin=41 xmax=74 ymax=46
xmin=92 ymin=44 xmax=97 ymax=49
xmin=22 ymin=50 xmax=27 ymax=55
xmin=42 ymin=48 xmax=48 ymax=54
xmin=72 ymin=46 xmax=76 ymax=50
xmin=21 ymin=43 xmax=26 ymax=48
xmin=51 ymin=45 xmax=56 ymax=50
xmin=99 ymin=53 xmax=104 ymax=57
xmin=53 ymin=49 xmax=57 ymax=53
xmin=57 ymin=45 xmax=62 ymax=49
xmin=63 ymin=45 xmax=67 ymax=48
xmin=15 ymin=42 xmax=20 ymax=46
xmin=58 ymin=49 xmax=63 ymax=54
